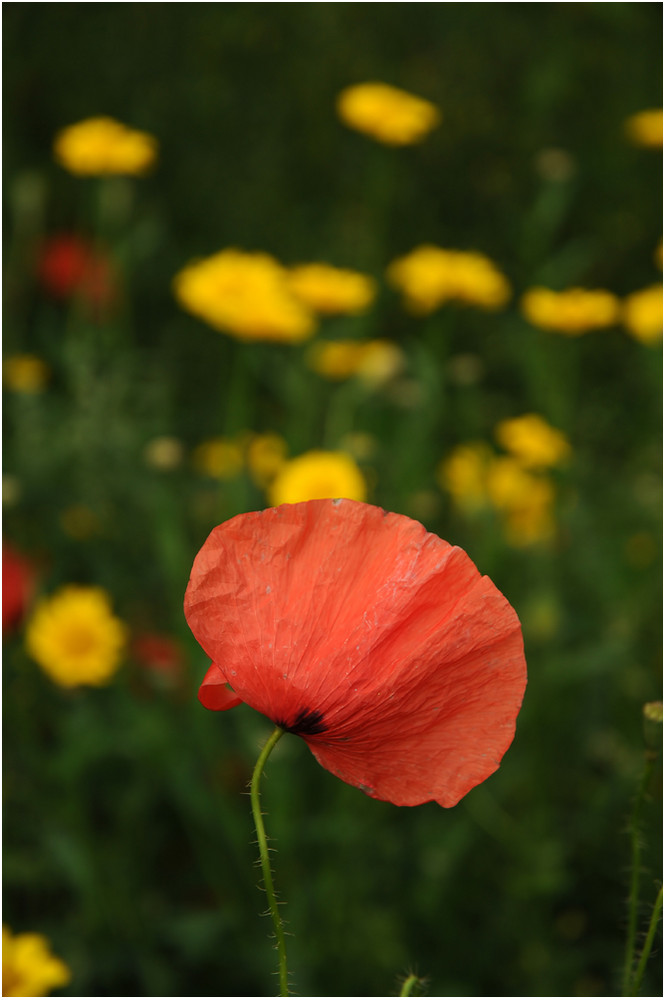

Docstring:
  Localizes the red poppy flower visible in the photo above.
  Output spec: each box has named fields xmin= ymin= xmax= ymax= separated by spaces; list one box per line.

xmin=131 ymin=632 xmax=185 ymax=676
xmin=3 ymin=542 xmax=35 ymax=635
xmin=37 ymin=234 xmax=115 ymax=311
xmin=185 ymin=499 xmax=526 ymax=807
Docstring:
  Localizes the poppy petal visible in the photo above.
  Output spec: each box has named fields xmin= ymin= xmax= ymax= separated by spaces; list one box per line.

xmin=198 ymin=662 xmax=244 ymax=711
xmin=185 ymin=499 xmax=526 ymax=806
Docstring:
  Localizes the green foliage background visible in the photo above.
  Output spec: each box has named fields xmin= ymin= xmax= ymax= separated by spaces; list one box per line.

xmin=3 ymin=5 xmax=662 ymax=997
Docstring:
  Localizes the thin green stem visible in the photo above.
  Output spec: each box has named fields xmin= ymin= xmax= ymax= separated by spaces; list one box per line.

xmin=622 ymin=753 xmax=657 ymax=996
xmin=250 ymin=726 xmax=289 ymax=997
xmin=629 ymin=884 xmax=663 ymax=997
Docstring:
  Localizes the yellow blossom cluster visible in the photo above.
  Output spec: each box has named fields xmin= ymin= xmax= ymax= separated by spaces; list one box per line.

xmin=191 ymin=435 xmax=368 ymax=504
xmin=192 ymin=437 xmax=246 ymax=480
xmin=387 ymin=244 xmax=511 ymax=314
xmin=438 ymin=414 xmax=570 ymax=547
xmin=336 ymin=82 xmax=441 ymax=146
xmin=2 ymin=926 xmax=70 ymax=998
xmin=521 ymin=287 xmax=620 ymax=335
xmin=494 ymin=413 xmax=571 ymax=469
xmin=306 ymin=338 xmax=404 ymax=384
xmin=268 ymin=450 xmax=367 ymax=506
xmin=25 ymin=586 xmax=127 ymax=687
xmin=286 ymin=263 xmax=377 ymax=315
xmin=622 ymin=285 xmax=663 ymax=345
xmin=54 ymin=116 xmax=158 ymax=176
xmin=174 ymin=252 xmax=380 ymax=343
xmin=192 ymin=432 xmax=289 ymax=489
xmin=174 ymin=249 xmax=316 ymax=344
xmin=624 ymin=108 xmax=663 ymax=148
xmin=3 ymin=355 xmax=50 ymax=394
xmin=246 ymin=433 xmax=290 ymax=487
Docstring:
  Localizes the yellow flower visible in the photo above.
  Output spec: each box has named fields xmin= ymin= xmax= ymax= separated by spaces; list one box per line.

xmin=268 ymin=451 xmax=367 ymax=505
xmin=622 ymin=285 xmax=663 ymax=345
xmin=502 ymin=490 xmax=556 ymax=547
xmin=25 ymin=586 xmax=127 ymax=687
xmin=336 ymin=82 xmax=441 ymax=146
xmin=438 ymin=443 xmax=557 ymax=546
xmin=143 ymin=436 xmax=184 ymax=471
xmin=487 ymin=457 xmax=556 ymax=546
xmin=625 ymin=108 xmax=663 ymax=148
xmin=3 ymin=926 xmax=70 ymax=998
xmin=386 ymin=245 xmax=511 ymax=314
xmin=521 ymin=287 xmax=620 ymax=335
xmin=173 ymin=249 xmax=316 ymax=343
xmin=436 ymin=442 xmax=493 ymax=512
xmin=192 ymin=437 xmax=245 ymax=479
xmin=3 ymin=355 xmax=50 ymax=394
xmin=53 ymin=116 xmax=158 ymax=176
xmin=494 ymin=414 xmax=571 ymax=470
xmin=306 ymin=339 xmax=404 ymax=384
xmin=643 ymin=701 xmax=663 ymax=723
xmin=287 ymin=263 xmax=377 ymax=315
xmin=246 ymin=433 xmax=289 ymax=487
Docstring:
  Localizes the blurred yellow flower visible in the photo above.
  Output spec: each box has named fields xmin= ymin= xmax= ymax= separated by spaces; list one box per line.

xmin=521 ymin=287 xmax=620 ymax=335
xmin=486 ymin=456 xmax=548 ymax=509
xmin=625 ymin=108 xmax=663 ymax=148
xmin=306 ymin=339 xmax=404 ymax=384
xmin=501 ymin=487 xmax=557 ymax=547
xmin=26 ymin=586 xmax=127 ymax=688
xmin=287 ymin=263 xmax=377 ymax=314
xmin=3 ymin=355 xmax=50 ymax=394
xmin=246 ymin=432 xmax=288 ymax=487
xmin=53 ymin=116 xmax=158 ymax=175
xmin=495 ymin=414 xmax=571 ymax=470
xmin=386 ymin=245 xmax=511 ymax=314
xmin=336 ymin=82 xmax=441 ymax=146
xmin=2 ymin=926 xmax=70 ymax=997
xmin=439 ymin=444 xmax=556 ymax=546
xmin=436 ymin=442 xmax=493 ymax=512
xmin=143 ymin=436 xmax=184 ymax=471
xmin=268 ymin=451 xmax=367 ymax=505
xmin=487 ymin=457 xmax=556 ymax=546
xmin=643 ymin=701 xmax=663 ymax=723
xmin=173 ymin=249 xmax=316 ymax=343
xmin=622 ymin=285 xmax=663 ymax=344
xmin=193 ymin=437 xmax=245 ymax=479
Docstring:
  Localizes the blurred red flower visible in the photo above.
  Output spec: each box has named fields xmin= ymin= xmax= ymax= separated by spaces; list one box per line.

xmin=185 ymin=499 xmax=527 ymax=807
xmin=131 ymin=632 xmax=185 ymax=678
xmin=3 ymin=542 xmax=36 ymax=635
xmin=37 ymin=234 xmax=115 ymax=311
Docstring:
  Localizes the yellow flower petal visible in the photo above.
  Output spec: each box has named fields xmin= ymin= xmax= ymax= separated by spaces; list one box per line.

xmin=336 ymin=82 xmax=441 ymax=146
xmin=174 ymin=249 xmax=316 ymax=343
xmin=54 ymin=116 xmax=157 ymax=175
xmin=387 ymin=245 xmax=511 ymax=314
xmin=521 ymin=287 xmax=620 ymax=334
xmin=2 ymin=926 xmax=70 ymax=998
xmin=268 ymin=451 xmax=367 ymax=506
xmin=25 ymin=586 xmax=127 ymax=688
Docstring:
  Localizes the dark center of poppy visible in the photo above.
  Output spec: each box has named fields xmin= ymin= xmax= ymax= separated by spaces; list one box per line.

xmin=275 ymin=707 xmax=327 ymax=736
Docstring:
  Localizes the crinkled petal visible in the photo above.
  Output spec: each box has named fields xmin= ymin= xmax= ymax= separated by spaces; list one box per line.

xmin=185 ymin=499 xmax=526 ymax=806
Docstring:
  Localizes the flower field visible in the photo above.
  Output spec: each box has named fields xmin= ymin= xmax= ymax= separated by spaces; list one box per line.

xmin=3 ymin=6 xmax=662 ymax=997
